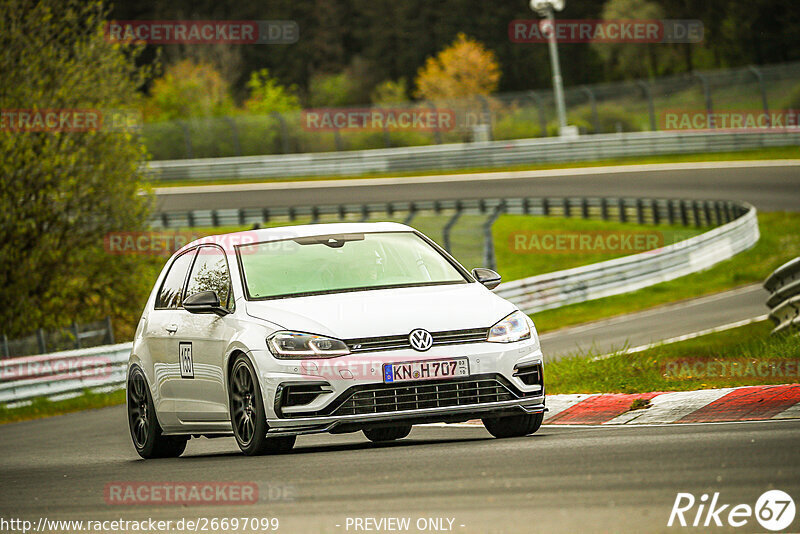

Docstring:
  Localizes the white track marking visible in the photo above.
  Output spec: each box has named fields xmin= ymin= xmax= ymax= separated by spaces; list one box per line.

xmin=773 ymin=402 xmax=800 ymax=420
xmin=154 ymin=160 xmax=800 ymax=195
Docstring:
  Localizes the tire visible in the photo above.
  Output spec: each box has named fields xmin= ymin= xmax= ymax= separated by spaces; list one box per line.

xmin=229 ymin=355 xmax=295 ymax=456
xmin=363 ymin=425 xmax=413 ymax=442
xmin=482 ymin=413 xmax=543 ymax=439
xmin=127 ymin=366 xmax=188 ymax=459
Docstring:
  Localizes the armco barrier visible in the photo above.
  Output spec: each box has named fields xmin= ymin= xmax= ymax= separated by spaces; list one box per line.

xmin=0 ymin=343 xmax=131 ymax=404
xmin=146 ymin=130 xmax=800 ymax=182
xmin=1 ymin=198 xmax=759 ymax=404
xmin=495 ymin=201 xmax=758 ymax=313
xmin=764 ymin=257 xmax=800 ymax=335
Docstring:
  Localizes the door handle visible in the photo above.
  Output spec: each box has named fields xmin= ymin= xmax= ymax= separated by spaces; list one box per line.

xmin=165 ymin=324 xmax=178 ymax=334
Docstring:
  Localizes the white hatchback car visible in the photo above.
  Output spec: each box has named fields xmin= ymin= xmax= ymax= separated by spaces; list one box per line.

xmin=127 ymin=222 xmax=545 ymax=458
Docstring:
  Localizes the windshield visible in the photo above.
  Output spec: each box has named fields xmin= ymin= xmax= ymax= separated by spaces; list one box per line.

xmin=238 ymin=231 xmax=468 ymax=299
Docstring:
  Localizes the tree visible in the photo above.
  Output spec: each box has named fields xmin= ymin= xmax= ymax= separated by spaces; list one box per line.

xmin=145 ymin=59 xmax=234 ymax=121
xmin=0 ymin=0 xmax=154 ymax=338
xmin=371 ymin=78 xmax=409 ymax=105
xmin=592 ymin=0 xmax=666 ymax=79
xmin=414 ymin=33 xmax=501 ymax=101
xmin=244 ymin=69 xmax=301 ymax=114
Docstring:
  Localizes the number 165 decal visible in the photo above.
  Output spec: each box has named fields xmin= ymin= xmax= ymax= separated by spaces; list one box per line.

xmin=179 ymin=342 xmax=194 ymax=378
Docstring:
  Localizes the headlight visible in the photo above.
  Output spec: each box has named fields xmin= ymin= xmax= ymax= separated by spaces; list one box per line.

xmin=487 ymin=311 xmax=531 ymax=343
xmin=268 ymin=331 xmax=350 ymax=358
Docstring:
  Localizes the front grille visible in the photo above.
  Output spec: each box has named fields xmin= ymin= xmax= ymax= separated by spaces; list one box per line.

xmin=330 ymin=377 xmax=516 ymax=417
xmin=345 ymin=327 xmax=489 ymax=353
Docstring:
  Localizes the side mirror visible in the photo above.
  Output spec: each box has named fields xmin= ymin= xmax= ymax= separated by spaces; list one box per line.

xmin=471 ymin=268 xmax=502 ymax=290
xmin=184 ymin=290 xmax=229 ymax=316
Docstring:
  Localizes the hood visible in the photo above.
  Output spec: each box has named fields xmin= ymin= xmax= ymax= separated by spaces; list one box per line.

xmin=245 ymin=282 xmax=516 ymax=339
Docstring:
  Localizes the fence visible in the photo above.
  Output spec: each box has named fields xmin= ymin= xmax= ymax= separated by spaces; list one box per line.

xmin=2 ymin=317 xmax=114 ymax=359
xmin=764 ymin=257 xmax=800 ymax=335
xmin=142 ymin=61 xmax=800 ymax=161
xmin=2 ymin=196 xmax=758 ymax=404
xmin=146 ymin=129 xmax=800 ymax=182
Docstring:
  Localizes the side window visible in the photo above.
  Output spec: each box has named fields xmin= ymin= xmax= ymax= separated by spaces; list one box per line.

xmin=185 ymin=246 xmax=233 ymax=310
xmin=155 ymin=250 xmax=197 ymax=309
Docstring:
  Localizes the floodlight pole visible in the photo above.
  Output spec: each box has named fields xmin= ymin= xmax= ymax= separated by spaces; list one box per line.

xmin=542 ymin=5 xmax=568 ymax=132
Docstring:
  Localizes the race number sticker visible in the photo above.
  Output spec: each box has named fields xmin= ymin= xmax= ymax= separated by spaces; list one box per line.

xmin=179 ymin=342 xmax=194 ymax=378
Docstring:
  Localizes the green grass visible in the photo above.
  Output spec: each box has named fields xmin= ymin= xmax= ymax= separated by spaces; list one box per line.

xmin=530 ymin=211 xmax=800 ymax=333
xmin=546 ymin=320 xmax=800 ymax=394
xmin=151 ymin=146 xmax=799 ymax=188
xmin=0 ymin=389 xmax=126 ymax=425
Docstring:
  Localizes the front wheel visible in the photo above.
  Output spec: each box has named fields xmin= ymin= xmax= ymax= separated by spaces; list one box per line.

xmin=229 ymin=355 xmax=295 ymax=456
xmin=482 ymin=412 xmax=543 ymax=438
xmin=127 ymin=366 xmax=188 ymax=459
xmin=363 ymin=425 xmax=412 ymax=442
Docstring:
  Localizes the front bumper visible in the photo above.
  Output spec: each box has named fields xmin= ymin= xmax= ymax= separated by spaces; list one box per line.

xmin=265 ymin=394 xmax=546 ymax=436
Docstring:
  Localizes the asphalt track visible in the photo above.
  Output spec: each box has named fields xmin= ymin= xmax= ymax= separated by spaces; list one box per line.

xmin=153 ymin=160 xmax=800 ymax=213
xmin=1 ymin=161 xmax=798 ymax=533
xmin=1 ymin=406 xmax=798 ymax=533
xmin=539 ymin=284 xmax=769 ymax=360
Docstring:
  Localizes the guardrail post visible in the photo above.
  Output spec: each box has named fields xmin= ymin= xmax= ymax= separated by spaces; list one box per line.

xmin=178 ymin=121 xmax=193 ymax=158
xmin=692 ymin=201 xmax=702 ymax=227
xmin=581 ymin=198 xmax=589 ymax=219
xmin=581 ymin=86 xmax=600 ymax=133
xmin=443 ymin=202 xmax=463 ymax=253
xmin=748 ymin=65 xmax=770 ymax=126
xmin=528 ymin=91 xmax=549 ymax=136
xmin=161 ymin=212 xmax=169 ymax=228
xmin=360 ymin=205 xmax=370 ymax=222
xmin=600 ymin=198 xmax=609 ymax=220
xmin=542 ymin=197 xmax=550 ymax=216
xmin=651 ymin=199 xmax=660 ymax=225
xmin=667 ymin=199 xmax=675 ymax=225
xmin=679 ymin=201 xmax=689 ymax=226
xmin=224 ymin=117 xmax=243 ymax=156
xmin=723 ymin=202 xmax=732 ymax=223
xmin=105 ymin=316 xmax=115 ymax=344
xmin=262 ymin=208 xmax=270 ymax=224
xmin=272 ymin=112 xmax=291 ymax=154
xmin=636 ymin=198 xmax=645 ymax=224
xmin=311 ymin=206 xmax=320 ymax=223
xmin=482 ymin=202 xmax=505 ymax=271
xmin=2 ymin=334 xmax=9 ymax=359
xmin=522 ymin=198 xmax=531 ymax=215
xmin=337 ymin=205 xmax=346 ymax=221
xmin=637 ymin=80 xmax=657 ymax=131
xmin=403 ymin=203 xmax=417 ymax=225
xmin=187 ymin=211 xmax=195 ymax=227
xmin=72 ymin=322 xmax=81 ymax=349
xmin=563 ymin=197 xmax=571 ymax=218
xmin=703 ymin=201 xmax=713 ymax=226
xmin=36 ymin=328 xmax=46 ymax=355
xmin=618 ymin=198 xmax=627 ymax=223
xmin=693 ymin=73 xmax=714 ymax=128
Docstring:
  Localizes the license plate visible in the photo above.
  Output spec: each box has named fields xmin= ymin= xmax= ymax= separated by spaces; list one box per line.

xmin=383 ymin=358 xmax=469 ymax=383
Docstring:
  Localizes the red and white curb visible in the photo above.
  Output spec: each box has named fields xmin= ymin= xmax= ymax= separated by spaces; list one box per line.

xmin=547 ymin=384 xmax=800 ymax=425
xmin=450 ymin=384 xmax=800 ymax=427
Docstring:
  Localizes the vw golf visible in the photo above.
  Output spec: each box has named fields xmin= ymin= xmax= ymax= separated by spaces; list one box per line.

xmin=127 ymin=222 xmax=545 ymax=458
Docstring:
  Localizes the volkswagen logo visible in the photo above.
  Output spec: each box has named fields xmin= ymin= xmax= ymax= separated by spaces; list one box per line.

xmin=408 ymin=329 xmax=433 ymax=352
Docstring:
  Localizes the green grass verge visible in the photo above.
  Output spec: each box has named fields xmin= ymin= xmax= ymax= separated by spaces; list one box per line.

xmin=530 ymin=211 xmax=800 ymax=333
xmin=152 ymin=146 xmax=799 ymax=188
xmin=0 ymin=389 xmax=126 ymax=425
xmin=546 ymin=320 xmax=800 ymax=394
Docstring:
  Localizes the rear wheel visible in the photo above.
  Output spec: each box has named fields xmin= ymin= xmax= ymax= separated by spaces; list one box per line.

xmin=482 ymin=413 xmax=543 ymax=438
xmin=363 ymin=425 xmax=412 ymax=442
xmin=229 ymin=355 xmax=295 ymax=456
xmin=127 ymin=366 xmax=188 ymax=459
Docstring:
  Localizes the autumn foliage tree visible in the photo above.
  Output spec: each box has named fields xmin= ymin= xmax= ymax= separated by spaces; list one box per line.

xmin=414 ymin=33 xmax=501 ymax=101
xmin=146 ymin=60 xmax=234 ymax=121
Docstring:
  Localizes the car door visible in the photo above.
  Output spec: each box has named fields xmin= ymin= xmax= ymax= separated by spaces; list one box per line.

xmin=144 ymin=248 xmax=197 ymax=421
xmin=174 ymin=245 xmax=237 ymax=423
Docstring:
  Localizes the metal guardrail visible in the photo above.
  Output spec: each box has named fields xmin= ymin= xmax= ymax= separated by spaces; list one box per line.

xmin=146 ymin=130 xmax=800 ymax=182
xmin=764 ymin=257 xmax=800 ymax=335
xmin=0 ymin=343 xmax=131 ymax=404
xmin=496 ymin=201 xmax=758 ymax=313
xmin=2 ymin=197 xmax=759 ymax=404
